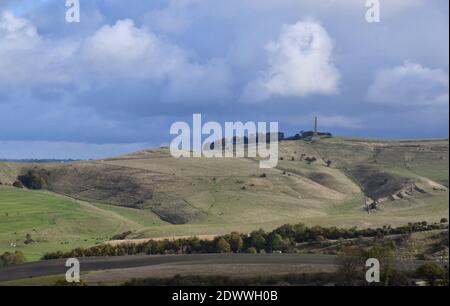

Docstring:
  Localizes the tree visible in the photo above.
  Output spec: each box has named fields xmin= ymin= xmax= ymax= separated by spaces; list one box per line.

xmin=416 ymin=262 xmax=446 ymax=286
xmin=363 ymin=244 xmax=393 ymax=268
xmin=293 ymin=223 xmax=307 ymax=242
xmin=228 ymin=233 xmax=244 ymax=253
xmin=215 ymin=238 xmax=231 ymax=253
xmin=382 ymin=266 xmax=408 ymax=286
xmin=335 ymin=247 xmax=365 ymax=285
xmin=250 ymin=230 xmax=267 ymax=251
xmin=267 ymin=233 xmax=284 ymax=252
xmin=13 ymin=251 xmax=26 ymax=265
xmin=362 ymin=244 xmax=397 ymax=286
xmin=274 ymin=224 xmax=296 ymax=240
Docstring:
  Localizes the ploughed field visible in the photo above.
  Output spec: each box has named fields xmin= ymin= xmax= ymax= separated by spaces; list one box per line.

xmin=0 ymin=137 xmax=448 ymax=260
xmin=0 ymin=253 xmax=338 ymax=284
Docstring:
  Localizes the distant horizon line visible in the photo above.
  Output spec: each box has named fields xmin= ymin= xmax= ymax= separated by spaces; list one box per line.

xmin=1 ymin=136 xmax=448 ymax=162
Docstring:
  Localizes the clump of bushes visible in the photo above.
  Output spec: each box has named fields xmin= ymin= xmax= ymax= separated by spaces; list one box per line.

xmin=111 ymin=231 xmax=133 ymax=240
xmin=305 ymin=157 xmax=317 ymax=164
xmin=0 ymin=251 xmax=26 ymax=267
xmin=17 ymin=169 xmax=50 ymax=190
xmin=335 ymin=244 xmax=409 ymax=286
xmin=416 ymin=262 xmax=448 ymax=286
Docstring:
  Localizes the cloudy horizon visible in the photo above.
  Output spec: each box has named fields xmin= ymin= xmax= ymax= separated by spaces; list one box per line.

xmin=0 ymin=0 xmax=448 ymax=159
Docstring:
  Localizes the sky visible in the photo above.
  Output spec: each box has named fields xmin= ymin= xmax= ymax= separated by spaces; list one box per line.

xmin=0 ymin=0 xmax=448 ymax=159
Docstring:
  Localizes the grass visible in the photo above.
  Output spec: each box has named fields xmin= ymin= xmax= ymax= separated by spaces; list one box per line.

xmin=0 ymin=187 xmax=151 ymax=260
xmin=327 ymin=193 xmax=365 ymax=215
xmin=92 ymin=203 xmax=167 ymax=228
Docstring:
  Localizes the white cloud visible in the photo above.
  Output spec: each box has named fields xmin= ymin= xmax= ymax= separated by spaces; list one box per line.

xmin=240 ymin=20 xmax=340 ymax=103
xmin=366 ymin=61 xmax=449 ymax=106
xmin=0 ymin=11 xmax=77 ymax=88
xmin=82 ymin=19 xmax=187 ymax=80
xmin=0 ymin=12 xmax=233 ymax=103
xmin=82 ymin=19 xmax=233 ymax=102
xmin=0 ymin=10 xmax=39 ymax=48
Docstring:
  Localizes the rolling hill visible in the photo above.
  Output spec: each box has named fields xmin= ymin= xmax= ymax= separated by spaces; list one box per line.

xmin=0 ymin=137 xmax=448 ymax=259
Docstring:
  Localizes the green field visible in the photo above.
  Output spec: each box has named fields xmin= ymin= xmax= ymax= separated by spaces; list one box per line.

xmin=0 ymin=187 xmax=163 ymax=260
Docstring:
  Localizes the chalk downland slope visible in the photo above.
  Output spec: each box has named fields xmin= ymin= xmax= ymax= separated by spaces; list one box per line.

xmin=0 ymin=138 xmax=448 ymax=244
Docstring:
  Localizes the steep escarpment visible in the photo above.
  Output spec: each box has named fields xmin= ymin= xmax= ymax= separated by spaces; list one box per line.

xmin=15 ymin=163 xmax=202 ymax=224
xmin=348 ymin=166 xmax=425 ymax=202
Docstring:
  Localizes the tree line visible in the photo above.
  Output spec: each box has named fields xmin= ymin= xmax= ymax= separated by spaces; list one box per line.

xmin=42 ymin=220 xmax=448 ymax=260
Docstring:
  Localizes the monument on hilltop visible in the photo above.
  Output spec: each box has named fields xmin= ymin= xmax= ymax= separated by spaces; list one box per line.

xmin=311 ymin=116 xmax=321 ymax=142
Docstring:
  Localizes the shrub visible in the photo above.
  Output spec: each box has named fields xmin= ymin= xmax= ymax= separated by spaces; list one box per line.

xmin=305 ymin=157 xmax=317 ymax=164
xmin=416 ymin=262 xmax=446 ymax=286
xmin=416 ymin=261 xmax=446 ymax=286
xmin=17 ymin=169 xmax=49 ymax=190
xmin=0 ymin=251 xmax=26 ymax=267
xmin=112 ymin=231 xmax=133 ymax=240
xmin=382 ymin=266 xmax=409 ymax=286
xmin=12 ymin=181 xmax=24 ymax=188
xmin=246 ymin=247 xmax=257 ymax=254
xmin=24 ymin=233 xmax=34 ymax=244
xmin=335 ymin=247 xmax=365 ymax=285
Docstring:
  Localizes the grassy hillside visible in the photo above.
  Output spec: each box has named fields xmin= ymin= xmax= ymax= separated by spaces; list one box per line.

xmin=0 ymin=138 xmax=448 ymax=260
xmin=0 ymin=163 xmax=23 ymax=186
xmin=0 ymin=187 xmax=164 ymax=260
